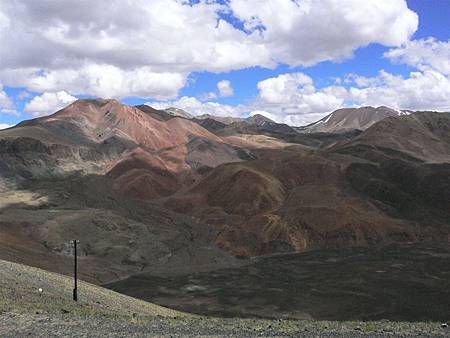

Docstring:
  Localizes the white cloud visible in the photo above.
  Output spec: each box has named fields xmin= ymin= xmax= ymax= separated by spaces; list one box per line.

xmin=0 ymin=0 xmax=271 ymax=100
xmin=0 ymin=0 xmax=418 ymax=98
xmin=359 ymin=38 xmax=450 ymax=110
xmin=229 ymin=0 xmax=418 ymax=66
xmin=254 ymin=73 xmax=346 ymax=124
xmin=200 ymin=92 xmax=218 ymax=101
xmin=347 ymin=70 xmax=450 ymax=111
xmin=385 ymin=38 xmax=450 ymax=75
xmin=149 ymin=49 xmax=450 ymax=127
xmin=2 ymin=0 xmax=446 ymax=125
xmin=0 ymin=108 xmax=19 ymax=116
xmin=251 ymin=63 xmax=450 ymax=125
xmin=0 ymin=65 xmax=186 ymax=99
xmin=257 ymin=73 xmax=314 ymax=104
xmin=0 ymin=0 xmax=271 ymax=72
xmin=147 ymin=96 xmax=245 ymax=118
xmin=149 ymin=75 xmax=347 ymax=126
xmin=0 ymin=84 xmax=12 ymax=109
xmin=0 ymin=84 xmax=17 ymax=118
xmin=0 ymin=123 xmax=12 ymax=130
xmin=24 ymin=91 xmax=77 ymax=117
xmin=217 ymin=80 xmax=234 ymax=97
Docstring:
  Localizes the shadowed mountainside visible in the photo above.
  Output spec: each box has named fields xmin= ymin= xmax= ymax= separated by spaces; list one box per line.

xmin=0 ymin=100 xmax=449 ymax=284
xmin=107 ymin=242 xmax=450 ymax=321
xmin=161 ymin=112 xmax=449 ymax=256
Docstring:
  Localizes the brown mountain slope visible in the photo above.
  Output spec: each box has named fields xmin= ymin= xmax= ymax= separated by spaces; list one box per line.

xmin=0 ymin=174 xmax=241 ymax=284
xmin=332 ymin=112 xmax=450 ymax=226
xmin=192 ymin=117 xmax=226 ymax=133
xmin=163 ymin=149 xmax=445 ymax=257
xmin=333 ymin=111 xmax=450 ymax=162
xmin=162 ymin=113 xmax=450 ymax=256
xmin=1 ymin=101 xmax=449 ymax=272
xmin=0 ymin=99 xmax=246 ymax=282
xmin=299 ymin=106 xmax=403 ymax=133
xmin=0 ymin=99 xmax=246 ymax=198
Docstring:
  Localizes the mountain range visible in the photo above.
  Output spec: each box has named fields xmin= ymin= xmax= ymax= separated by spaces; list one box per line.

xmin=0 ymin=99 xmax=448 ymax=283
xmin=298 ymin=106 xmax=407 ymax=133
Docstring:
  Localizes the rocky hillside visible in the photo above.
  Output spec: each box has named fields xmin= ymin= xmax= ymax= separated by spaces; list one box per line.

xmin=0 ymin=99 xmax=449 ymax=278
xmin=299 ymin=106 xmax=405 ymax=133
xmin=0 ymin=99 xmax=243 ymax=283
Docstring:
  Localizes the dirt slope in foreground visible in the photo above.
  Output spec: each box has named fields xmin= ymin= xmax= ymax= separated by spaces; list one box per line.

xmin=0 ymin=259 xmax=181 ymax=318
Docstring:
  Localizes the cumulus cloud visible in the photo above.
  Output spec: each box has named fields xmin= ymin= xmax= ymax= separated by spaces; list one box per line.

xmin=24 ymin=91 xmax=77 ymax=117
xmin=0 ymin=0 xmax=270 ymax=98
xmin=0 ymin=0 xmax=418 ymax=98
xmin=0 ymin=84 xmax=17 ymax=116
xmin=0 ymin=85 xmax=12 ymax=109
xmin=384 ymin=38 xmax=450 ymax=75
xmin=0 ymin=0 xmax=272 ymax=73
xmin=253 ymin=73 xmax=346 ymax=124
xmin=3 ymin=0 xmax=445 ymax=125
xmin=253 ymin=37 xmax=450 ymax=123
xmin=250 ymin=55 xmax=450 ymax=125
xmin=149 ymin=39 xmax=450 ymax=127
xmin=229 ymin=0 xmax=418 ymax=66
xmin=0 ymin=65 xmax=186 ymax=99
xmin=217 ymin=80 xmax=234 ymax=97
xmin=0 ymin=108 xmax=19 ymax=116
xmin=359 ymin=39 xmax=450 ymax=111
xmin=147 ymin=96 xmax=246 ymax=118
xmin=347 ymin=70 xmax=450 ymax=111
xmin=148 ymin=75 xmax=347 ymax=125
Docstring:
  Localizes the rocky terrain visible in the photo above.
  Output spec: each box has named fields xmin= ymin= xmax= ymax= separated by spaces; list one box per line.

xmin=163 ymin=111 xmax=450 ymax=256
xmin=0 ymin=99 xmax=449 ymax=325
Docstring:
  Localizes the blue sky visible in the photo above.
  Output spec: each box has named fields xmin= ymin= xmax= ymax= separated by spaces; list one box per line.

xmin=0 ymin=0 xmax=449 ymax=127
xmin=171 ymin=0 xmax=449 ymax=105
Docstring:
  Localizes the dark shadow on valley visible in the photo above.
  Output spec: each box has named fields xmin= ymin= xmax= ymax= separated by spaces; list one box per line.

xmin=106 ymin=242 xmax=450 ymax=322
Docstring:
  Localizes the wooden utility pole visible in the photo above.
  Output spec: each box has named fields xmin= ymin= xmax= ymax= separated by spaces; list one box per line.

xmin=73 ymin=239 xmax=78 ymax=301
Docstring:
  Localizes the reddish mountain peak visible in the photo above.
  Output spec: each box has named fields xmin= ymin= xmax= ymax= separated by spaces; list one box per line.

xmin=72 ymin=98 xmax=120 ymax=106
xmin=32 ymin=99 xmax=226 ymax=153
xmin=62 ymin=98 xmax=121 ymax=113
xmin=48 ymin=98 xmax=125 ymax=121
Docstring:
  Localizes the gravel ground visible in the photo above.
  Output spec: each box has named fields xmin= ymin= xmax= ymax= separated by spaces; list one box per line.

xmin=2 ymin=311 xmax=449 ymax=337
xmin=1 ymin=259 xmax=449 ymax=337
